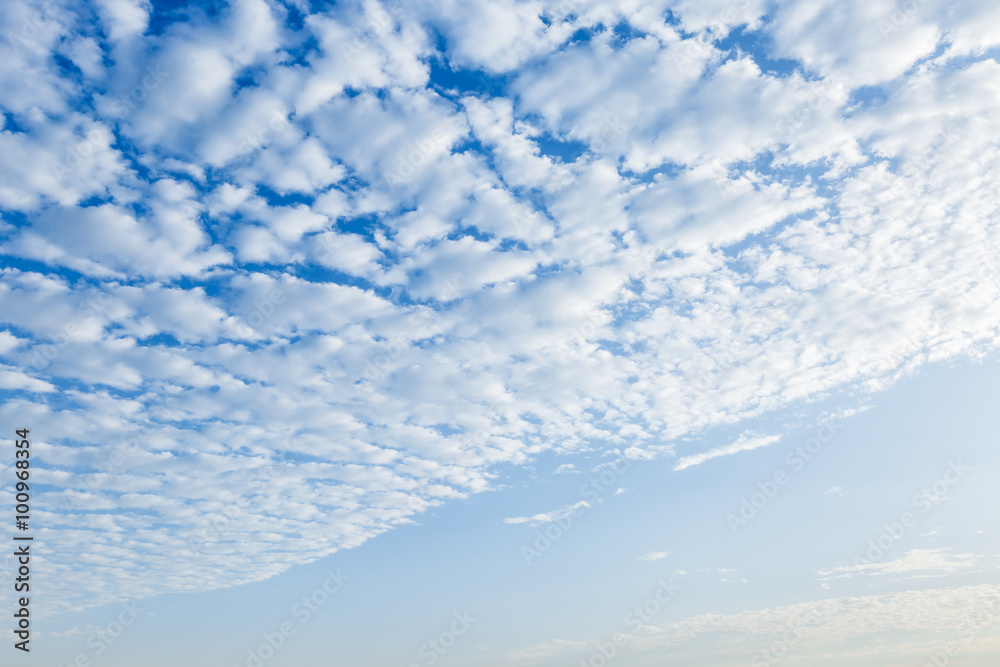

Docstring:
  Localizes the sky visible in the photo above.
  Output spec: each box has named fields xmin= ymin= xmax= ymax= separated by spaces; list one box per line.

xmin=1 ymin=0 xmax=1000 ymax=665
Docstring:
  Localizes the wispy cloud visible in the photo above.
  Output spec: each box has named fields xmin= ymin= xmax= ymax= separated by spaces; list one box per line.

xmin=512 ymin=584 xmax=1000 ymax=662
xmin=638 ymin=551 xmax=669 ymax=562
xmin=504 ymin=501 xmax=590 ymax=527
xmin=817 ymin=548 xmax=980 ymax=581
xmin=674 ymin=435 xmax=782 ymax=471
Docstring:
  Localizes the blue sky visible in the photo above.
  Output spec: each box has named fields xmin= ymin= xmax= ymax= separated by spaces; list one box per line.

xmin=2 ymin=0 xmax=1000 ymax=665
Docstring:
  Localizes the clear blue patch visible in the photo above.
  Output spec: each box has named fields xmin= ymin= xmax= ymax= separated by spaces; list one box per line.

xmin=78 ymin=195 xmax=115 ymax=208
xmin=532 ymin=132 xmax=588 ymax=163
xmin=447 ymin=226 xmax=491 ymax=243
xmin=427 ymin=61 xmax=508 ymax=100
xmin=847 ymin=85 xmax=889 ymax=110
xmin=147 ymin=0 xmax=231 ymax=36
xmin=568 ymin=24 xmax=604 ymax=45
xmin=169 ymin=275 xmax=227 ymax=299
xmin=1 ymin=110 xmax=26 ymax=133
xmin=336 ymin=211 xmax=381 ymax=243
xmin=52 ymin=53 xmax=84 ymax=83
xmin=0 ymin=208 xmax=30 ymax=229
xmin=0 ymin=252 xmax=89 ymax=283
xmin=284 ymin=34 xmax=320 ymax=67
xmin=276 ymin=0 xmax=308 ymax=31
xmin=232 ymin=69 xmax=260 ymax=91
xmin=450 ymin=136 xmax=483 ymax=156
xmin=136 ymin=332 xmax=183 ymax=347
xmin=302 ymin=0 xmax=340 ymax=16
xmin=621 ymin=161 xmax=685 ymax=184
xmin=611 ymin=21 xmax=641 ymax=46
xmin=253 ymin=184 xmax=314 ymax=208
xmin=426 ymin=423 xmax=465 ymax=437
xmin=727 ymin=150 xmax=776 ymax=176
xmin=662 ymin=9 xmax=684 ymax=29
xmin=496 ymin=238 xmax=531 ymax=253
xmin=715 ymin=26 xmax=801 ymax=78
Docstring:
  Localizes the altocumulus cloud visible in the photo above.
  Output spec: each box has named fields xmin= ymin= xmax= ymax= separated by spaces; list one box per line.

xmin=1 ymin=0 xmax=1000 ymax=614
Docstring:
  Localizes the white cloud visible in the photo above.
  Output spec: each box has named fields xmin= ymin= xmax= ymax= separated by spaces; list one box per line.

xmin=769 ymin=0 xmax=941 ymax=85
xmin=518 ymin=583 xmax=1000 ymax=662
xmin=674 ymin=434 xmax=781 ymax=471
xmin=817 ymin=548 xmax=981 ymax=581
xmin=6 ymin=201 xmax=231 ymax=279
xmin=638 ymin=551 xmax=668 ymax=562
xmin=94 ymin=0 xmax=150 ymax=42
xmin=2 ymin=0 xmax=1000 ymax=619
xmin=504 ymin=501 xmax=590 ymax=527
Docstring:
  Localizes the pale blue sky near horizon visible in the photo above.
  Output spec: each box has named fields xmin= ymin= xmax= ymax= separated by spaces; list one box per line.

xmin=23 ymin=352 xmax=1000 ymax=667
xmin=3 ymin=0 xmax=1000 ymax=664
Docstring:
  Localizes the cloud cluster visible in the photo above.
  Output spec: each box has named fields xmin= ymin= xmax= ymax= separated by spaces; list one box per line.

xmin=510 ymin=582 xmax=1000 ymax=662
xmin=1 ymin=0 xmax=999 ymax=613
